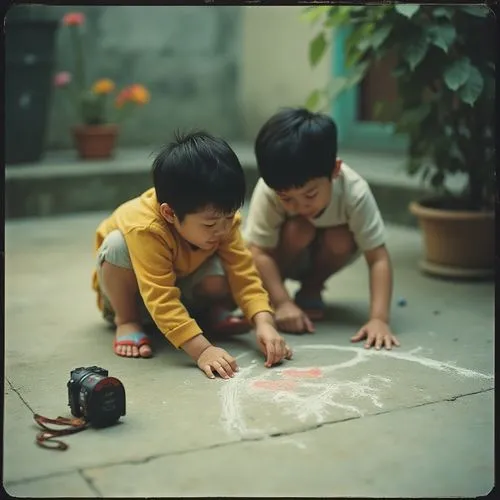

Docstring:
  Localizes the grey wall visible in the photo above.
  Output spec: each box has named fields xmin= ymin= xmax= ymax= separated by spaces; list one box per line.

xmin=39 ymin=5 xmax=243 ymax=149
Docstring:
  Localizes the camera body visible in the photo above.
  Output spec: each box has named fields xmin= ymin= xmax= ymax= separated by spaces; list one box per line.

xmin=67 ymin=366 xmax=126 ymax=427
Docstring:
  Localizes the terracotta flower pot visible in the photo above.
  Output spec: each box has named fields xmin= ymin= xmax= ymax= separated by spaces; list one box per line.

xmin=72 ymin=124 xmax=118 ymax=160
xmin=409 ymin=200 xmax=495 ymax=279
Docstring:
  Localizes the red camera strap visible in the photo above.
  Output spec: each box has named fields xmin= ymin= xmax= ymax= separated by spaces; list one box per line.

xmin=34 ymin=413 xmax=89 ymax=451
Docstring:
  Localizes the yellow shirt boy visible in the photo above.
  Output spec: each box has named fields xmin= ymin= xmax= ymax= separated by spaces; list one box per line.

xmin=93 ymin=132 xmax=292 ymax=378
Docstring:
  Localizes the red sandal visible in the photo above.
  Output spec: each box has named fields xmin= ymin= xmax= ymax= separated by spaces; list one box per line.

xmin=207 ymin=307 xmax=251 ymax=335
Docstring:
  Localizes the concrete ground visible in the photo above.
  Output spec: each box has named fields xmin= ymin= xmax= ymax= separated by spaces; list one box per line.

xmin=4 ymin=211 xmax=494 ymax=497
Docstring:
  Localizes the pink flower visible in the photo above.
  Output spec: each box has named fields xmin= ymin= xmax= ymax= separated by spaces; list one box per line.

xmin=63 ymin=12 xmax=85 ymax=26
xmin=54 ymin=71 xmax=72 ymax=87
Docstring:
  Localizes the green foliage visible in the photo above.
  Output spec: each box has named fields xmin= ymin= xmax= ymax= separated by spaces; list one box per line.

xmin=303 ymin=5 xmax=495 ymax=210
xmin=394 ymin=4 xmax=420 ymax=19
xmin=309 ymin=32 xmax=327 ymax=67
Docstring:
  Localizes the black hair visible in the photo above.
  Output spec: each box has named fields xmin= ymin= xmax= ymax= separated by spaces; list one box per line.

xmin=254 ymin=107 xmax=338 ymax=191
xmin=152 ymin=131 xmax=246 ymax=222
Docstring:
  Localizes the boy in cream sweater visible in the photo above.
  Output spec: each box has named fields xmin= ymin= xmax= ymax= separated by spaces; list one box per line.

xmin=92 ymin=131 xmax=292 ymax=378
xmin=244 ymin=108 xmax=400 ymax=350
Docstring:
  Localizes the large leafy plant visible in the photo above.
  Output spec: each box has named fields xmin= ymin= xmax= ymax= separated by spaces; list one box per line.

xmin=304 ymin=5 xmax=495 ymax=211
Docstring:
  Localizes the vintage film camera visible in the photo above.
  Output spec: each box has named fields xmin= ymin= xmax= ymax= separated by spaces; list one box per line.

xmin=67 ymin=366 xmax=126 ymax=427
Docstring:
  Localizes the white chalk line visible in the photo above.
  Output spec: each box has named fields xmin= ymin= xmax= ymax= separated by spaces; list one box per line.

xmin=219 ymin=344 xmax=493 ymax=439
xmin=235 ymin=351 xmax=251 ymax=361
xmin=301 ymin=344 xmax=494 ymax=379
xmin=250 ymin=374 xmax=392 ymax=422
xmin=218 ymin=364 xmax=254 ymax=436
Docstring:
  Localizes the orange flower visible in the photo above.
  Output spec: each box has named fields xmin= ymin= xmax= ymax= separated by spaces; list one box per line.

xmin=115 ymin=84 xmax=150 ymax=108
xmin=129 ymin=84 xmax=150 ymax=105
xmin=92 ymin=78 xmax=115 ymax=95
xmin=62 ymin=12 xmax=85 ymax=26
xmin=115 ymin=88 xmax=133 ymax=109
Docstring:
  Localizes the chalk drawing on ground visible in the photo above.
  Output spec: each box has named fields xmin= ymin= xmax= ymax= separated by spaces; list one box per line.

xmin=219 ymin=344 xmax=493 ymax=440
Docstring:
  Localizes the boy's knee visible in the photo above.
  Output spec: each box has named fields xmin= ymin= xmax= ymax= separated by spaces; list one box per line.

xmin=194 ymin=275 xmax=229 ymax=298
xmin=323 ymin=226 xmax=357 ymax=257
xmin=281 ymin=216 xmax=316 ymax=251
xmin=99 ymin=230 xmax=132 ymax=269
xmin=98 ymin=230 xmax=135 ymax=297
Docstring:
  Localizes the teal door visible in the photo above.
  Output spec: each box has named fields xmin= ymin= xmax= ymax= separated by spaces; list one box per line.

xmin=331 ymin=28 xmax=408 ymax=152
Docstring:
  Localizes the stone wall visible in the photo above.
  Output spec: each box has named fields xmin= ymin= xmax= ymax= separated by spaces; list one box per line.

xmin=8 ymin=4 xmax=331 ymax=150
xmin=38 ymin=5 xmax=243 ymax=149
xmin=239 ymin=6 xmax=332 ymax=141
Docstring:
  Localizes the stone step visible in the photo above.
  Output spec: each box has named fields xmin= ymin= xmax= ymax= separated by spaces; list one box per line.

xmin=6 ymin=144 xmax=466 ymax=226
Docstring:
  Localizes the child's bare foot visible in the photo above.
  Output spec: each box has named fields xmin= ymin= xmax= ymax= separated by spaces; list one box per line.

xmin=295 ymin=289 xmax=326 ymax=321
xmin=114 ymin=322 xmax=152 ymax=358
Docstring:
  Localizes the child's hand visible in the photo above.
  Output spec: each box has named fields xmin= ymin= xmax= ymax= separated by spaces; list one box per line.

xmin=256 ymin=323 xmax=293 ymax=368
xmin=197 ymin=346 xmax=238 ymax=379
xmin=275 ymin=300 xmax=315 ymax=334
xmin=351 ymin=319 xmax=400 ymax=350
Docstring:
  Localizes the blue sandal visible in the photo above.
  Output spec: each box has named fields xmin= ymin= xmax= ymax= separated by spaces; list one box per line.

xmin=113 ymin=332 xmax=152 ymax=358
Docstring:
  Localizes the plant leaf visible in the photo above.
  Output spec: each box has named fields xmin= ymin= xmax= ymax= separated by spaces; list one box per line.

xmin=458 ymin=65 xmax=484 ymax=106
xmin=324 ymin=6 xmax=354 ymax=28
xmin=309 ymin=32 xmax=327 ymax=67
xmin=396 ymin=104 xmax=432 ymax=133
xmin=430 ymin=171 xmax=445 ymax=188
xmin=345 ymin=23 xmax=373 ymax=66
xmin=305 ymin=89 xmax=322 ymax=111
xmin=403 ymin=32 xmax=430 ymax=71
xmin=392 ymin=63 xmax=407 ymax=78
xmin=432 ymin=7 xmax=453 ymax=19
xmin=395 ymin=4 xmax=420 ymax=19
xmin=301 ymin=6 xmax=331 ymax=24
xmin=339 ymin=61 xmax=369 ymax=91
xmin=458 ymin=122 xmax=471 ymax=139
xmin=373 ymin=99 xmax=402 ymax=123
xmin=365 ymin=23 xmax=392 ymax=50
xmin=421 ymin=166 xmax=432 ymax=185
xmin=459 ymin=6 xmax=489 ymax=18
xmin=443 ymin=58 xmax=471 ymax=91
xmin=449 ymin=142 xmax=465 ymax=163
xmin=345 ymin=48 xmax=362 ymax=69
xmin=427 ymin=24 xmax=456 ymax=53
xmin=407 ymin=157 xmax=424 ymax=176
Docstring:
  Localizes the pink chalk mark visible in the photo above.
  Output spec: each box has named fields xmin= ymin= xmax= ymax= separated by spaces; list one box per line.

xmin=281 ymin=368 xmax=323 ymax=379
xmin=251 ymin=380 xmax=297 ymax=391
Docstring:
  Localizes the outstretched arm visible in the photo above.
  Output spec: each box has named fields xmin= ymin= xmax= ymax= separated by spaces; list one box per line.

xmin=366 ymin=244 xmax=393 ymax=323
xmin=351 ymin=245 xmax=400 ymax=350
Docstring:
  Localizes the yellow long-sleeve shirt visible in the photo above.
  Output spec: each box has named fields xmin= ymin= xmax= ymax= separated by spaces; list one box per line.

xmin=92 ymin=188 xmax=273 ymax=348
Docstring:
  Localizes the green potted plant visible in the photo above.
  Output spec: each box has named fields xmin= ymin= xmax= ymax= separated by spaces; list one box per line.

xmin=54 ymin=12 xmax=150 ymax=160
xmin=304 ymin=5 xmax=495 ymax=279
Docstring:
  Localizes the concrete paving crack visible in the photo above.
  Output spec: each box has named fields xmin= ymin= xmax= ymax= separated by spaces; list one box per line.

xmin=5 ymin=386 xmax=493 ymax=486
xmin=442 ymin=388 xmax=493 ymax=403
xmin=94 ymin=386 xmax=494 ymax=468
xmin=6 ymin=377 xmax=36 ymax=414
xmin=78 ymin=469 xmax=103 ymax=497
xmin=5 ymin=470 xmax=77 ymax=488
